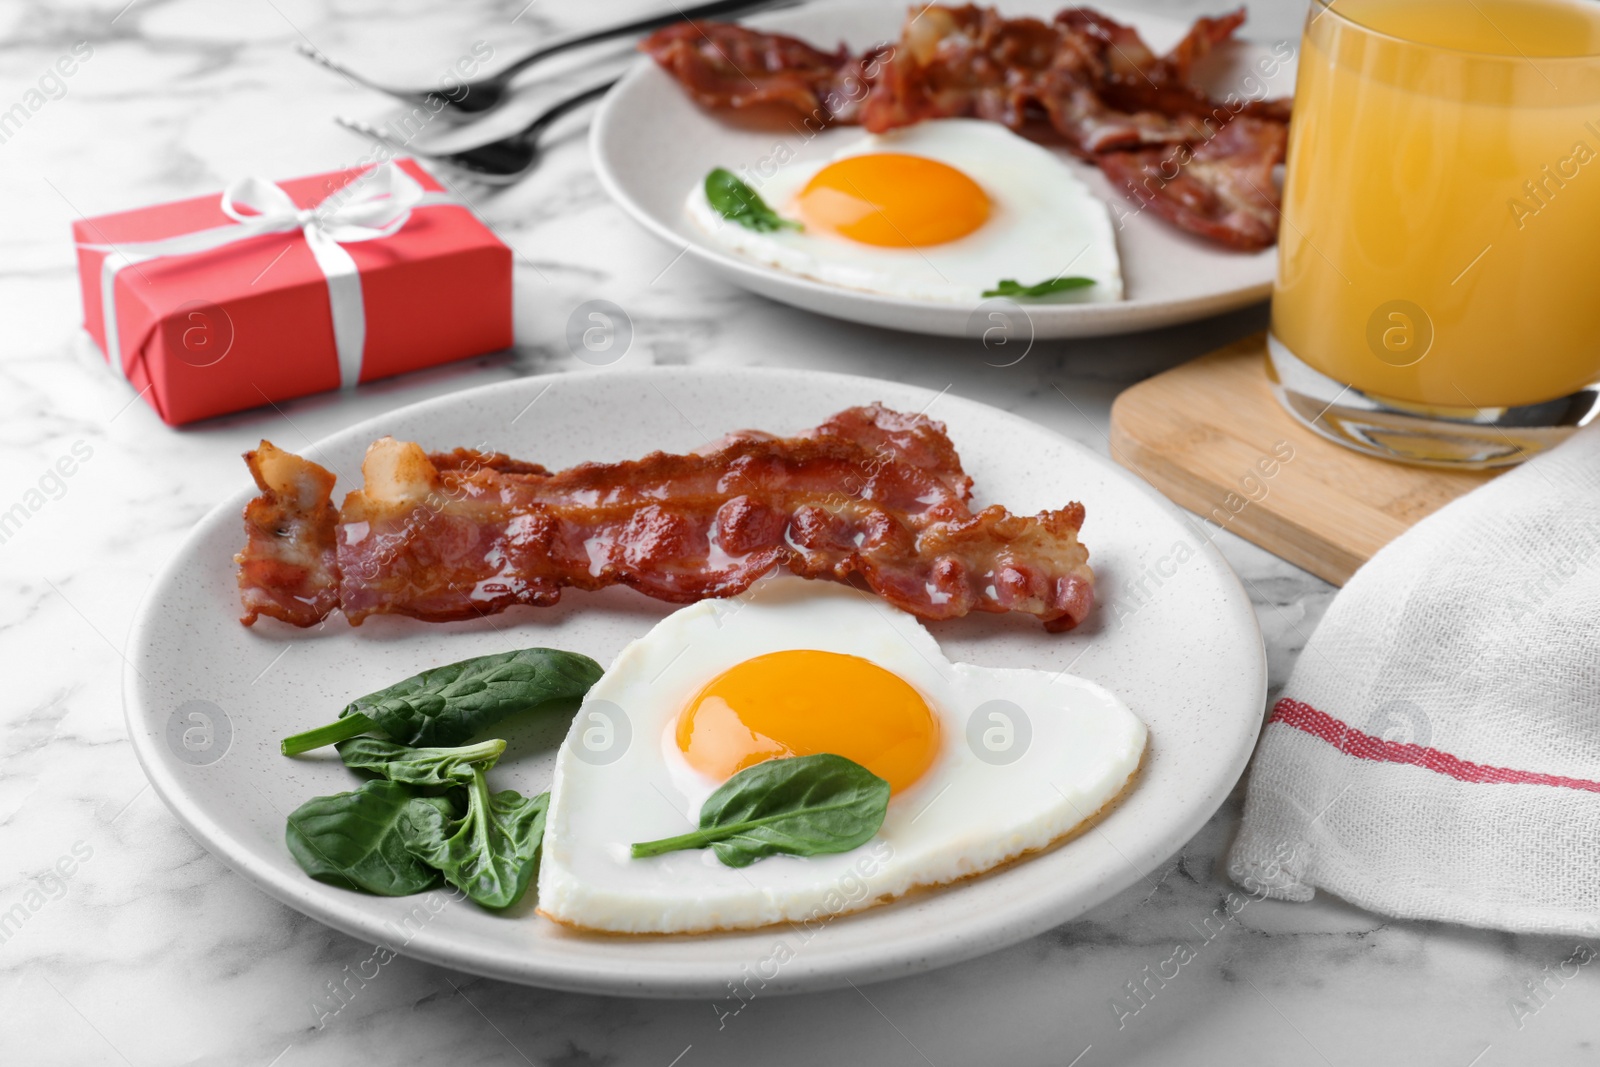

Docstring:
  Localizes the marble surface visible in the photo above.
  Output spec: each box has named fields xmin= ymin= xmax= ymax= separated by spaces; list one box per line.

xmin=3 ymin=0 xmax=1596 ymax=1063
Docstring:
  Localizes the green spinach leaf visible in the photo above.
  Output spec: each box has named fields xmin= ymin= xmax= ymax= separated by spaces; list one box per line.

xmin=281 ymin=647 xmax=603 ymax=755
xmin=285 ymin=780 xmax=452 ymax=896
xmin=982 ymin=276 xmax=1096 ymax=299
xmin=705 ymin=167 xmax=800 ymax=233
xmin=336 ymin=737 xmax=505 ymax=788
xmin=630 ymin=753 xmax=889 ymax=868
xmin=401 ymin=766 xmax=547 ymax=910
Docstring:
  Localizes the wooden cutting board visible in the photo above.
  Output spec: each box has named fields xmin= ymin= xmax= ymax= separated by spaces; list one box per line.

xmin=1108 ymin=333 xmax=1497 ymax=586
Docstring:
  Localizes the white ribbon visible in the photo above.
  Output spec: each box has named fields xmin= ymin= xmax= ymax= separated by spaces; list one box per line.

xmin=83 ymin=162 xmax=455 ymax=388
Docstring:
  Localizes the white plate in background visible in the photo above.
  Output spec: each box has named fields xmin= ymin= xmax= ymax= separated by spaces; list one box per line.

xmin=592 ymin=0 xmax=1294 ymax=339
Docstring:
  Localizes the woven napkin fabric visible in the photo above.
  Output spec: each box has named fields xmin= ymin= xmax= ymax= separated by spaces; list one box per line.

xmin=1228 ymin=425 xmax=1600 ymax=935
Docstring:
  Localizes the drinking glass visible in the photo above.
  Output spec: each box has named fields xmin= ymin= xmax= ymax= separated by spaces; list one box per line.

xmin=1269 ymin=0 xmax=1600 ymax=468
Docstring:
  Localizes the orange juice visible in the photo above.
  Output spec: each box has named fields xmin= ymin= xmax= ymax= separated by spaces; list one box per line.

xmin=1271 ymin=0 xmax=1600 ymax=409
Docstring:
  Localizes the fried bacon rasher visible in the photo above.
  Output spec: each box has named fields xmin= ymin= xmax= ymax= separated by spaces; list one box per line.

xmin=640 ymin=4 xmax=1291 ymax=251
xmin=640 ymin=19 xmax=891 ymax=124
xmin=236 ymin=405 xmax=1095 ymax=632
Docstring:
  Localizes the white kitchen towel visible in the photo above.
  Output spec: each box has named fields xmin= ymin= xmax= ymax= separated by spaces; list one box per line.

xmin=1227 ymin=424 xmax=1600 ymax=935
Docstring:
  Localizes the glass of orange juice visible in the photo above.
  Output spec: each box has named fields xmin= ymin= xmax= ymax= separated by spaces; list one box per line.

xmin=1269 ymin=0 xmax=1600 ymax=467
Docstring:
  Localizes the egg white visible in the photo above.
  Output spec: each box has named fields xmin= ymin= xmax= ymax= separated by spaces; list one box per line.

xmin=537 ymin=579 xmax=1147 ymax=935
xmin=687 ymin=118 xmax=1124 ymax=305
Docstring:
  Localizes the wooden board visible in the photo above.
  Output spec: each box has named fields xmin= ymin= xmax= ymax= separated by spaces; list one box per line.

xmin=1108 ymin=333 xmax=1497 ymax=586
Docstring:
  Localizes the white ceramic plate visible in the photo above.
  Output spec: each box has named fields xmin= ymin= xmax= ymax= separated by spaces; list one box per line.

xmin=125 ymin=368 xmax=1265 ymax=997
xmin=591 ymin=0 xmax=1294 ymax=339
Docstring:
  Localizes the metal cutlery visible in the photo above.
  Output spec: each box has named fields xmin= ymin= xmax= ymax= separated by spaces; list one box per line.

xmin=302 ymin=0 xmax=797 ymax=118
xmin=335 ymin=78 xmax=619 ymax=185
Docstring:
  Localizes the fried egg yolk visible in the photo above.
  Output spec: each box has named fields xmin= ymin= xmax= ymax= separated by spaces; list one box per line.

xmin=675 ymin=650 xmax=941 ymax=794
xmin=794 ymin=153 xmax=990 ymax=248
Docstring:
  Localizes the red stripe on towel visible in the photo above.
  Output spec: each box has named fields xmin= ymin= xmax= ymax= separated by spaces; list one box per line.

xmin=1269 ymin=698 xmax=1600 ymax=794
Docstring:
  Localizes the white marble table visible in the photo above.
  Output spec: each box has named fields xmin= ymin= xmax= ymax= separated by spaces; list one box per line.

xmin=4 ymin=0 xmax=1596 ymax=1063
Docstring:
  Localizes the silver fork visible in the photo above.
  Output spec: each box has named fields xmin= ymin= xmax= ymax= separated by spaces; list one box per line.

xmin=302 ymin=0 xmax=800 ymax=119
xmin=335 ymin=79 xmax=619 ymax=185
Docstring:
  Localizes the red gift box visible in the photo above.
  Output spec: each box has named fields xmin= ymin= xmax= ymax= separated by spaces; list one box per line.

xmin=73 ymin=158 xmax=511 ymax=426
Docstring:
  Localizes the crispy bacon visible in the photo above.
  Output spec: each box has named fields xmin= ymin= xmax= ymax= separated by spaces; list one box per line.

xmin=1096 ymin=116 xmax=1285 ymax=251
xmin=1056 ymin=7 xmax=1239 ymax=84
xmin=638 ymin=21 xmax=889 ymax=125
xmin=237 ymin=405 xmax=1095 ymax=632
xmin=639 ymin=4 xmax=1290 ymax=250
xmin=1058 ymin=8 xmax=1284 ymax=127
xmin=237 ymin=442 xmax=341 ymax=628
xmin=857 ymin=5 xmax=1070 ymax=133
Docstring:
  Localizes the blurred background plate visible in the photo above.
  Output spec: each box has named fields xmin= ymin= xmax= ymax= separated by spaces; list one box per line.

xmin=591 ymin=0 xmax=1295 ymax=339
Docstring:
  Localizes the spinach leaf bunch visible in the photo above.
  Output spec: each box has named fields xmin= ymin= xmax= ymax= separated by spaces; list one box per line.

xmin=285 ymin=736 xmax=547 ymax=910
xmin=280 ymin=647 xmax=605 ymax=910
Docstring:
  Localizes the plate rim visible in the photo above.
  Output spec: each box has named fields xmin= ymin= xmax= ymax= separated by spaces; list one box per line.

xmin=588 ymin=0 xmax=1278 ymax=340
xmin=124 ymin=364 xmax=1267 ymax=997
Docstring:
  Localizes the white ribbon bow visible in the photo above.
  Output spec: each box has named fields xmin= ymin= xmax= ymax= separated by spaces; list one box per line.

xmin=85 ymin=162 xmax=455 ymax=389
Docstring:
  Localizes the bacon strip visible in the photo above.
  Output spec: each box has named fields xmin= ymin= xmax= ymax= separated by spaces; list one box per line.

xmin=237 ymin=442 xmax=341 ymax=628
xmin=1095 ymin=116 xmax=1285 ymax=251
xmin=858 ymin=5 xmax=1070 ymax=133
xmin=638 ymin=21 xmax=890 ymax=125
xmin=639 ymin=4 xmax=1290 ymax=251
xmin=237 ymin=405 xmax=1095 ymax=632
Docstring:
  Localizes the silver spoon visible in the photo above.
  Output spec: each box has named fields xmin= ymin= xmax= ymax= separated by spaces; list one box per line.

xmin=335 ymin=79 xmax=619 ymax=186
xmin=302 ymin=0 xmax=799 ymax=119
